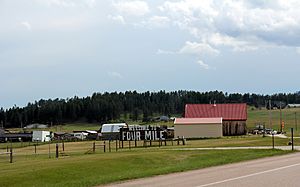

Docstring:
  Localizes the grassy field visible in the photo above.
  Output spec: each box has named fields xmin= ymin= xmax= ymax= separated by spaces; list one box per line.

xmin=247 ymin=107 xmax=300 ymax=132
xmin=1 ymin=106 xmax=299 ymax=186
xmin=0 ymin=146 xmax=291 ymax=187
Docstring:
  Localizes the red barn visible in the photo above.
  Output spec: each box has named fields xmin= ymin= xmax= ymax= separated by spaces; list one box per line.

xmin=185 ymin=103 xmax=247 ymax=136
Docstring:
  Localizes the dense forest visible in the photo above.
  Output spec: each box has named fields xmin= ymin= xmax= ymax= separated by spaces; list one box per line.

xmin=1 ymin=90 xmax=300 ymax=128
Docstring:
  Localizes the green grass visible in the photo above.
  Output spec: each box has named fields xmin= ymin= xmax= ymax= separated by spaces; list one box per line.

xmin=0 ymin=148 xmax=291 ymax=187
xmin=0 ymin=134 xmax=296 ymax=152
xmin=247 ymin=107 xmax=300 ymax=133
xmin=181 ymin=135 xmax=297 ymax=147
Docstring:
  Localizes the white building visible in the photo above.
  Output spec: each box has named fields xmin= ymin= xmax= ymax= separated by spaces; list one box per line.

xmin=32 ymin=131 xmax=51 ymax=142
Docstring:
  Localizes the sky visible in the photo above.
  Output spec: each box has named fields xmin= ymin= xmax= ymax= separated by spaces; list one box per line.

xmin=1 ymin=0 xmax=300 ymax=108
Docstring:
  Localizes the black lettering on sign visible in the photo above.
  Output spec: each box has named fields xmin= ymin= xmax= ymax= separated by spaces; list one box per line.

xmin=120 ymin=126 xmax=166 ymax=141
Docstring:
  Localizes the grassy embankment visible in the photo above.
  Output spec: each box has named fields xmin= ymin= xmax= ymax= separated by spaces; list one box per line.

xmin=0 ymin=146 xmax=291 ymax=187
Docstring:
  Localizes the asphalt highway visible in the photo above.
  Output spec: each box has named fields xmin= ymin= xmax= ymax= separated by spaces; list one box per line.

xmin=103 ymin=151 xmax=300 ymax=187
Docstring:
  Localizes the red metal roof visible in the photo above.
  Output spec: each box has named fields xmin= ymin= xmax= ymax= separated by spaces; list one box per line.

xmin=174 ymin=118 xmax=222 ymax=124
xmin=185 ymin=103 xmax=247 ymax=121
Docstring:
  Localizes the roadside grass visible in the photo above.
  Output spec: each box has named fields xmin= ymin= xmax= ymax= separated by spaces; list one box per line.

xmin=0 ymin=148 xmax=291 ymax=187
xmin=181 ymin=135 xmax=298 ymax=148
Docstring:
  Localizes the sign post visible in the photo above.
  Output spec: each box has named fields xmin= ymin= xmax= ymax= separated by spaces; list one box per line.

xmin=291 ymin=128 xmax=294 ymax=151
xmin=272 ymin=132 xmax=275 ymax=149
xmin=46 ymin=135 xmax=51 ymax=158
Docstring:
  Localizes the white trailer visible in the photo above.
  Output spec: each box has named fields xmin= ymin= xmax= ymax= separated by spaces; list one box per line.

xmin=32 ymin=131 xmax=51 ymax=142
xmin=100 ymin=123 xmax=127 ymax=140
xmin=101 ymin=123 xmax=127 ymax=133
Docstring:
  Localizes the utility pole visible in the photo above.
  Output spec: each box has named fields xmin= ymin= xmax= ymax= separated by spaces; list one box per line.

xmin=295 ymin=112 xmax=298 ymax=131
xmin=269 ymin=100 xmax=272 ymax=129
xmin=280 ymin=101 xmax=283 ymax=132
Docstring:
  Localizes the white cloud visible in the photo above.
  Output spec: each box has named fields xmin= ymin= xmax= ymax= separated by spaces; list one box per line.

xmin=196 ymin=60 xmax=210 ymax=70
xmin=113 ymin=1 xmax=150 ymax=16
xmin=296 ymin=47 xmax=300 ymax=54
xmin=156 ymin=49 xmax=175 ymax=55
xmin=108 ymin=71 xmax=123 ymax=79
xmin=159 ymin=0 xmax=300 ymax=51
xmin=147 ymin=16 xmax=170 ymax=28
xmin=37 ymin=0 xmax=96 ymax=8
xmin=21 ymin=22 xmax=32 ymax=31
xmin=108 ymin=15 xmax=125 ymax=24
xmin=208 ymin=33 xmax=260 ymax=52
xmin=179 ymin=41 xmax=219 ymax=56
xmin=85 ymin=0 xmax=96 ymax=8
xmin=39 ymin=0 xmax=76 ymax=7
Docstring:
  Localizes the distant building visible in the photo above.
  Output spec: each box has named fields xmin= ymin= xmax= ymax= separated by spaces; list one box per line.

xmin=287 ymin=104 xmax=300 ymax=108
xmin=266 ymin=101 xmax=287 ymax=110
xmin=0 ymin=128 xmax=32 ymax=142
xmin=184 ymin=103 xmax=247 ymax=136
xmin=25 ymin=124 xmax=48 ymax=129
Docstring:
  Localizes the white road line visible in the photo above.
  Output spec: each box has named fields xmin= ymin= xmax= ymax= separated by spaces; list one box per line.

xmin=197 ymin=162 xmax=300 ymax=187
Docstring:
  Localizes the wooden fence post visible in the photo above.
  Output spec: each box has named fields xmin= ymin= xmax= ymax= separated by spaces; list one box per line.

xmin=9 ymin=147 xmax=13 ymax=163
xmin=103 ymin=141 xmax=106 ymax=153
xmin=134 ymin=130 xmax=137 ymax=147
xmin=62 ymin=141 xmax=65 ymax=152
xmin=93 ymin=142 xmax=95 ymax=153
xmin=55 ymin=144 xmax=59 ymax=158
xmin=109 ymin=140 xmax=111 ymax=152
xmin=48 ymin=141 xmax=51 ymax=159
xmin=116 ymin=139 xmax=118 ymax=152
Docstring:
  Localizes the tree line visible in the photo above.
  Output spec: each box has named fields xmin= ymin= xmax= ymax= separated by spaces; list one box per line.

xmin=1 ymin=90 xmax=300 ymax=128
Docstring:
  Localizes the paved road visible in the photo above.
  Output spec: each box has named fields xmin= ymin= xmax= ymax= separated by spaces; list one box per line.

xmin=103 ymin=152 xmax=300 ymax=187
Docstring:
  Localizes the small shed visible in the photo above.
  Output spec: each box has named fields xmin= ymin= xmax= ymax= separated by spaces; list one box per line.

xmin=174 ymin=118 xmax=223 ymax=138
xmin=32 ymin=131 xmax=51 ymax=142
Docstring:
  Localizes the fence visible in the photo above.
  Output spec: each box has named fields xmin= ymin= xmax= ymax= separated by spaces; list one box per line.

xmin=0 ymin=146 xmax=13 ymax=163
xmin=0 ymin=136 xmax=187 ymax=163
